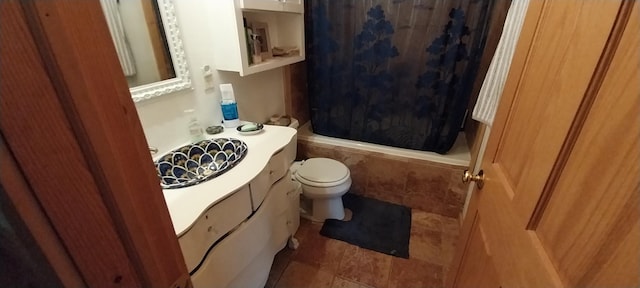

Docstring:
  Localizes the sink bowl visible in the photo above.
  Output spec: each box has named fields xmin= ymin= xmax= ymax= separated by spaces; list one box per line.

xmin=155 ymin=138 xmax=248 ymax=189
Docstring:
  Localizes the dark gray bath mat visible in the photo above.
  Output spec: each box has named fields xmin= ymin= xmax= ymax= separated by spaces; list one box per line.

xmin=320 ymin=193 xmax=411 ymax=258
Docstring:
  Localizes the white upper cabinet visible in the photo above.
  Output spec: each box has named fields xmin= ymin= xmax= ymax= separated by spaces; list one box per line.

xmin=283 ymin=0 xmax=303 ymax=13
xmin=241 ymin=0 xmax=303 ymax=13
xmin=212 ymin=0 xmax=305 ymax=76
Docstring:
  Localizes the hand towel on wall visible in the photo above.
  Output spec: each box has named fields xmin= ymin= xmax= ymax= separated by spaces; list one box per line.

xmin=472 ymin=0 xmax=530 ymax=126
xmin=99 ymin=0 xmax=137 ymax=77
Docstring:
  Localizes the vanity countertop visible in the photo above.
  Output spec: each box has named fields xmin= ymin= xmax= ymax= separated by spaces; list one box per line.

xmin=159 ymin=125 xmax=297 ymax=236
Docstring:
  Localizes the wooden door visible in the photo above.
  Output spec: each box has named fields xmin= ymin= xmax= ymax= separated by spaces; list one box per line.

xmin=447 ymin=0 xmax=639 ymax=287
xmin=1 ymin=1 xmax=190 ymax=287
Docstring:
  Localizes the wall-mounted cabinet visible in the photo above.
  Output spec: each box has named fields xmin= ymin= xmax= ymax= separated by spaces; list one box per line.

xmin=241 ymin=0 xmax=303 ymax=13
xmin=211 ymin=0 xmax=305 ymax=76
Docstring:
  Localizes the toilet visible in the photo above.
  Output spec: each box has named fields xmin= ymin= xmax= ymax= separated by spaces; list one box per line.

xmin=290 ymin=158 xmax=352 ymax=222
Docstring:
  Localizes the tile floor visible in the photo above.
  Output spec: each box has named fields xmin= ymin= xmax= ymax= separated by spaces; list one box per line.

xmin=266 ymin=209 xmax=460 ymax=288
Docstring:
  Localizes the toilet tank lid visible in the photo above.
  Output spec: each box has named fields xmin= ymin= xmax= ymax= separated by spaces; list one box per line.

xmin=296 ymin=158 xmax=349 ymax=183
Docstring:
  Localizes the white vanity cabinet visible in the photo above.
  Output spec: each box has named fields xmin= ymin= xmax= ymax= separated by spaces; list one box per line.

xmin=168 ymin=127 xmax=299 ymax=288
xmin=249 ymin=135 xmax=297 ymax=210
xmin=210 ymin=0 xmax=305 ymax=76
xmin=178 ymin=186 xmax=252 ymax=272
xmin=191 ymin=174 xmax=298 ymax=288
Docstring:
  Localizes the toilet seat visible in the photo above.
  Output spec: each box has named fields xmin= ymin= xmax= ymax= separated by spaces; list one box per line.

xmin=295 ymin=172 xmax=350 ymax=188
xmin=295 ymin=158 xmax=350 ymax=188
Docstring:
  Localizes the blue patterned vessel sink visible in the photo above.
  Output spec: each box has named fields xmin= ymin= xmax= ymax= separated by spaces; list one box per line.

xmin=155 ymin=138 xmax=248 ymax=189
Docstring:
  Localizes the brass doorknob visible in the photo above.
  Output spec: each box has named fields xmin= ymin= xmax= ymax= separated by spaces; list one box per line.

xmin=462 ymin=170 xmax=484 ymax=189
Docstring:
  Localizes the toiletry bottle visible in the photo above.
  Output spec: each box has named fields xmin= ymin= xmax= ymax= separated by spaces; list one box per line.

xmin=185 ymin=109 xmax=205 ymax=142
xmin=219 ymin=83 xmax=240 ymax=128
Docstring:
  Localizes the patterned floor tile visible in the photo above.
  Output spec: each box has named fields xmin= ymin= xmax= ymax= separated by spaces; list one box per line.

xmin=388 ymin=257 xmax=443 ymax=288
xmin=276 ymin=261 xmax=334 ymax=288
xmin=267 ymin=209 xmax=460 ymax=288
xmin=336 ymin=245 xmax=393 ymax=288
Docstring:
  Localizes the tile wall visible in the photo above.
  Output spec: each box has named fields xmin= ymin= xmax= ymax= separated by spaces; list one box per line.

xmin=283 ymin=62 xmax=310 ymax=125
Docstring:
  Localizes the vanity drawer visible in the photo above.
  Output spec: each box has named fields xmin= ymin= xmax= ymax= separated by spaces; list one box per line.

xmin=269 ymin=139 xmax=294 ymax=182
xmin=249 ymin=136 xmax=297 ymax=210
xmin=191 ymin=176 xmax=294 ymax=288
xmin=249 ymin=165 xmax=271 ymax=210
xmin=179 ymin=185 xmax=252 ymax=272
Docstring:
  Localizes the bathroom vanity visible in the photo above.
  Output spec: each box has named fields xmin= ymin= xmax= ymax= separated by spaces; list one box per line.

xmin=160 ymin=125 xmax=299 ymax=288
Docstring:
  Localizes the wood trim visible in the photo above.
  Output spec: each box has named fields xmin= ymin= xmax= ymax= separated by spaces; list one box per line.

xmin=527 ymin=0 xmax=636 ymax=228
xmin=1 ymin=1 xmax=189 ymax=287
xmin=141 ymin=0 xmax=173 ymax=80
xmin=0 ymin=137 xmax=84 ymax=288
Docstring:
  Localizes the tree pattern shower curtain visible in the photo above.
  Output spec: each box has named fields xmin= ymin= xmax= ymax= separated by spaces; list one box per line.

xmin=307 ymin=0 xmax=493 ymax=154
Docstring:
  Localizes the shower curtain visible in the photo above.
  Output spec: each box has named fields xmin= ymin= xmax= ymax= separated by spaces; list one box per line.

xmin=307 ymin=0 xmax=493 ymax=154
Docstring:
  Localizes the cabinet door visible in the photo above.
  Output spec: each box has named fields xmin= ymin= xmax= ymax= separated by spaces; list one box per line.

xmin=241 ymin=0 xmax=284 ymax=12
xmin=249 ymin=165 xmax=271 ymax=210
xmin=286 ymin=180 xmax=301 ymax=235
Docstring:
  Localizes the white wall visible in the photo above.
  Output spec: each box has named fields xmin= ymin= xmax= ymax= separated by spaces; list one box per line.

xmin=134 ymin=0 xmax=286 ymax=154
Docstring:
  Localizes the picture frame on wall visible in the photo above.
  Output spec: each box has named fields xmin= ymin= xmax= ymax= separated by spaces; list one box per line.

xmin=251 ymin=22 xmax=272 ymax=60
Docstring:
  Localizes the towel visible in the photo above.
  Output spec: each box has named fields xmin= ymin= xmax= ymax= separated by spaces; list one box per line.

xmin=99 ymin=0 xmax=137 ymax=77
xmin=472 ymin=0 xmax=530 ymax=126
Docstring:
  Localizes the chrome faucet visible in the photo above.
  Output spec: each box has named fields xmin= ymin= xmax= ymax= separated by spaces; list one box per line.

xmin=149 ymin=146 xmax=159 ymax=155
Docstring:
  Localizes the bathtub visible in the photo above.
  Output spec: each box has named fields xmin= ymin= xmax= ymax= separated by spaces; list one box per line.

xmin=297 ymin=121 xmax=470 ymax=167
xmin=295 ymin=121 xmax=470 ymax=219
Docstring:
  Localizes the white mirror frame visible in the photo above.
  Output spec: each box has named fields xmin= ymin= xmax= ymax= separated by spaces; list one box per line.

xmin=130 ymin=0 xmax=191 ymax=102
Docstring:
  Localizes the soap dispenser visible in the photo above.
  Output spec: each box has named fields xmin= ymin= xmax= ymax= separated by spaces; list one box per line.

xmin=219 ymin=83 xmax=240 ymax=128
xmin=184 ymin=109 xmax=205 ymax=142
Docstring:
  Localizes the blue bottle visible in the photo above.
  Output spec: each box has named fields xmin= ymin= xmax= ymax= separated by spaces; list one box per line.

xmin=219 ymin=83 xmax=240 ymax=128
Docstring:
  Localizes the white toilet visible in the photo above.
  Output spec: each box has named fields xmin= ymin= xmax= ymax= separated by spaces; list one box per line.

xmin=290 ymin=158 xmax=352 ymax=222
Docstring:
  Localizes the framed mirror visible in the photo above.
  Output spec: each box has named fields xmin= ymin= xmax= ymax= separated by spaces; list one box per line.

xmin=99 ymin=0 xmax=191 ymax=102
